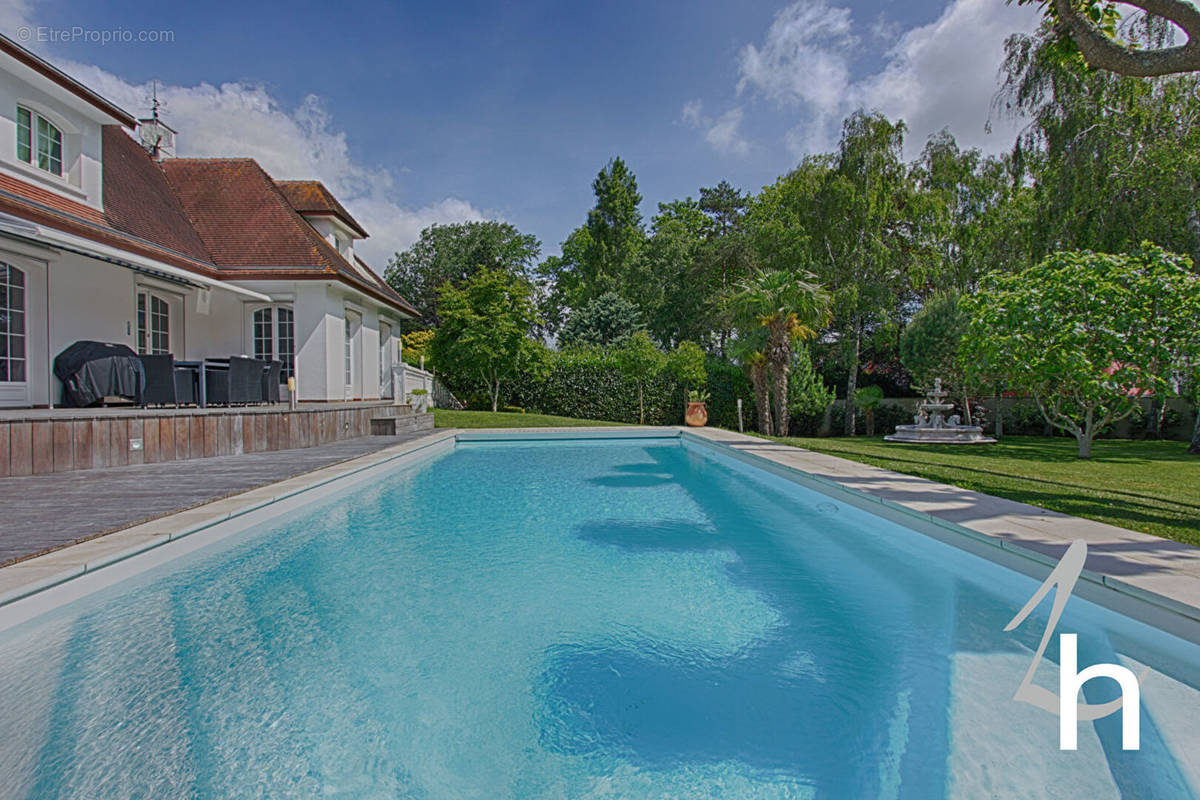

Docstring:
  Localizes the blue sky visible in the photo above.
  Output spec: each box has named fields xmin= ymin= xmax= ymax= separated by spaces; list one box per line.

xmin=5 ymin=0 xmax=1038 ymax=266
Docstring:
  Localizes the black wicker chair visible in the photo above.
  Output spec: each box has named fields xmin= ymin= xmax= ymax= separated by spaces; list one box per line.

xmin=139 ymin=354 xmax=177 ymax=406
xmin=232 ymin=356 xmax=264 ymax=405
xmin=173 ymin=363 xmax=197 ymax=405
xmin=262 ymin=361 xmax=282 ymax=404
xmin=204 ymin=359 xmax=231 ymax=405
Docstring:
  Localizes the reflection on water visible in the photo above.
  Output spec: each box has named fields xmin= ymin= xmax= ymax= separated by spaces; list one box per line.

xmin=0 ymin=440 xmax=1196 ymax=799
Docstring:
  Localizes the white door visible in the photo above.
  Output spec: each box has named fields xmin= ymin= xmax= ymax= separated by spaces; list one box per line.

xmin=344 ymin=309 xmax=362 ymax=400
xmin=0 ymin=261 xmax=28 ymax=407
xmin=135 ymin=288 xmax=174 ymax=355
xmin=379 ymin=321 xmax=393 ymax=398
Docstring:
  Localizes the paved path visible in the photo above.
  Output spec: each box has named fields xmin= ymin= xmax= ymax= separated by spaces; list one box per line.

xmin=0 ymin=434 xmax=429 ymax=565
xmin=687 ymin=427 xmax=1200 ymax=619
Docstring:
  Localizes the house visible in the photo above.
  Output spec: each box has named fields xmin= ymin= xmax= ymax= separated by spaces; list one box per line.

xmin=0 ymin=33 xmax=418 ymax=408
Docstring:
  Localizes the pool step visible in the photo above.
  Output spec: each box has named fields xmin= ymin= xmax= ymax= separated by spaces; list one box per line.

xmin=370 ymin=408 xmax=434 ymax=435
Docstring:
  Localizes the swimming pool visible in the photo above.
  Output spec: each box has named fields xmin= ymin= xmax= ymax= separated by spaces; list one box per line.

xmin=0 ymin=433 xmax=1197 ymax=798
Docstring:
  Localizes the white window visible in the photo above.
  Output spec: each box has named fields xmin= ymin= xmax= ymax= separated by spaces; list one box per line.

xmin=251 ymin=305 xmax=295 ymax=381
xmin=0 ymin=262 xmax=25 ymax=383
xmin=17 ymin=106 xmax=63 ymax=176
xmin=136 ymin=290 xmax=170 ymax=355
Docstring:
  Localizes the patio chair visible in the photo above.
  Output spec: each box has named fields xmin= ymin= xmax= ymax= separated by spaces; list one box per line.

xmin=204 ymin=359 xmax=232 ymax=405
xmin=139 ymin=354 xmax=177 ymax=406
xmin=231 ymin=356 xmax=264 ymax=405
xmin=262 ymin=361 xmax=282 ymax=404
xmin=173 ymin=363 xmax=197 ymax=406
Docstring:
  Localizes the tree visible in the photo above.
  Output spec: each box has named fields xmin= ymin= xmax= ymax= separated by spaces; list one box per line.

xmin=1015 ymin=0 xmax=1200 ymax=77
xmin=639 ymin=199 xmax=710 ymax=348
xmin=385 ymin=222 xmax=540 ymax=327
xmin=538 ymin=158 xmax=648 ymax=328
xmin=729 ymin=269 xmax=832 ymax=437
xmin=900 ymin=291 xmax=973 ymax=421
xmin=730 ymin=328 xmax=773 ymax=435
xmin=699 ymin=181 xmax=753 ymax=352
xmin=613 ymin=330 xmax=667 ymax=425
xmin=668 ymin=340 xmax=708 ymax=399
xmin=401 ymin=329 xmax=435 ymax=367
xmin=788 ymin=344 xmax=835 ymax=422
xmin=997 ymin=27 xmax=1200 ymax=263
xmin=431 ymin=268 xmax=540 ymax=412
xmin=960 ymin=245 xmax=1200 ymax=457
xmin=854 ymin=385 xmax=885 ymax=437
xmin=558 ymin=292 xmax=644 ymax=350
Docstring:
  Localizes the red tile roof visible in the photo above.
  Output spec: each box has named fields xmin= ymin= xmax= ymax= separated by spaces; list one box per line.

xmin=0 ymin=172 xmax=105 ymax=225
xmin=275 ymin=180 xmax=369 ymax=238
xmin=160 ymin=157 xmax=417 ymax=314
xmin=101 ymin=127 xmax=211 ymax=263
xmin=0 ymin=125 xmax=416 ymax=316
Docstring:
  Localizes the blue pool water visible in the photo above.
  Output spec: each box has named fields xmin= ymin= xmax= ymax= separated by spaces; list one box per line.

xmin=0 ymin=437 xmax=1198 ymax=798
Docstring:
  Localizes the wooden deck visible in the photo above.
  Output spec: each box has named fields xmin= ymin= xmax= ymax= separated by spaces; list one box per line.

xmin=0 ymin=432 xmax=433 ymax=566
xmin=0 ymin=401 xmax=432 ymax=476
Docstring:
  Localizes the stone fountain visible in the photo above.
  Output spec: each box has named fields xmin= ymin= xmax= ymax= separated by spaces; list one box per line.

xmin=885 ymin=378 xmax=996 ymax=444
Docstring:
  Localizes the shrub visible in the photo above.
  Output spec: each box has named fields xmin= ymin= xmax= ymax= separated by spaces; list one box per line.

xmin=705 ymin=357 xmax=756 ymax=431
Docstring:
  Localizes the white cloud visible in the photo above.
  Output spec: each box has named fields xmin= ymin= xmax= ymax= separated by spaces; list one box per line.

xmin=855 ymin=0 xmax=1040 ymax=157
xmin=734 ymin=0 xmax=1040 ymax=159
xmin=680 ymin=99 xmax=751 ymax=156
xmin=705 ymin=108 xmax=750 ymax=156
xmin=57 ymin=62 xmax=491 ymax=267
xmin=737 ymin=0 xmax=857 ymax=115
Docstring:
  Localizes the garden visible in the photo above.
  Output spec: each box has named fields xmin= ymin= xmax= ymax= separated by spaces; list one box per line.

xmin=390 ymin=17 xmax=1200 ymax=543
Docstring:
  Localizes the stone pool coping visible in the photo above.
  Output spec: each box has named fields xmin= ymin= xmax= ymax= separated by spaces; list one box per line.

xmin=684 ymin=426 xmax=1200 ymax=639
xmin=1 ymin=424 xmax=1197 ymax=643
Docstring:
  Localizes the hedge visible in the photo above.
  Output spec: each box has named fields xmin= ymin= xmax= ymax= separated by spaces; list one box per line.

xmin=440 ymin=349 xmax=759 ymax=428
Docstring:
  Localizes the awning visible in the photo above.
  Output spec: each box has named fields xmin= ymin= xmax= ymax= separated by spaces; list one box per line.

xmin=0 ymin=213 xmax=272 ymax=302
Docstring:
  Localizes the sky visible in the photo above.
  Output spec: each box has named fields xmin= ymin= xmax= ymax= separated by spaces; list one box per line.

xmin=1 ymin=0 xmax=1040 ymax=268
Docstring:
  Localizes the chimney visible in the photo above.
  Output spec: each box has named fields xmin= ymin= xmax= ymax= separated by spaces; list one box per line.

xmin=137 ymin=117 xmax=176 ymax=160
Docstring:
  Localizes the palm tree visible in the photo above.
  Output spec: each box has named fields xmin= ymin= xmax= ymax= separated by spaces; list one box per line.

xmin=730 ymin=330 xmax=772 ymax=434
xmin=729 ymin=269 xmax=831 ymax=436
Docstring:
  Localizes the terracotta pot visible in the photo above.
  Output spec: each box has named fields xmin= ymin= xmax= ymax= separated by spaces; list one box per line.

xmin=685 ymin=401 xmax=708 ymax=427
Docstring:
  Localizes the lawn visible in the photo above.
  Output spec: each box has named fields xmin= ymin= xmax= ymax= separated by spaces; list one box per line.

xmin=433 ymin=409 xmax=626 ymax=429
xmin=771 ymin=435 xmax=1200 ymax=546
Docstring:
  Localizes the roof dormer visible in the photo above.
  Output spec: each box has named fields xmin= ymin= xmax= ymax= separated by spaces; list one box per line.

xmin=0 ymin=34 xmax=135 ymax=211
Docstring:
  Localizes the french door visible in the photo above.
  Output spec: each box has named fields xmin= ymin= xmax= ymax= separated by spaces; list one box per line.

xmin=251 ymin=305 xmax=295 ymax=382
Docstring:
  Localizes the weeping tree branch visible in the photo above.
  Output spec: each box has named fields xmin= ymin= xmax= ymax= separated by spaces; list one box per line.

xmin=1049 ymin=0 xmax=1200 ymax=76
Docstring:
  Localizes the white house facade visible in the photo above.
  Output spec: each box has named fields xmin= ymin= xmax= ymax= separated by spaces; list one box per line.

xmin=0 ymin=35 xmax=418 ymax=408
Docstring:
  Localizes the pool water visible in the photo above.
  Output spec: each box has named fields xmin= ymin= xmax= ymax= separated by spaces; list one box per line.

xmin=0 ymin=438 xmax=1198 ymax=798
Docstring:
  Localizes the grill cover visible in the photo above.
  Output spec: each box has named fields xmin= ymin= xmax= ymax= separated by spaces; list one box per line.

xmin=53 ymin=341 xmax=146 ymax=407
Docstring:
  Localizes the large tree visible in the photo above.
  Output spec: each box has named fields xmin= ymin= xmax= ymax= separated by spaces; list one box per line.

xmin=813 ymin=113 xmax=914 ymax=435
xmin=729 ymin=269 xmax=831 ymax=437
xmin=385 ymin=221 xmax=540 ymax=327
xmin=1017 ymin=0 xmax=1200 ymax=77
xmin=998 ymin=18 xmax=1200 ymax=263
xmin=431 ymin=268 xmax=540 ymax=412
xmin=961 ymin=245 xmax=1200 ymax=458
xmin=900 ymin=291 xmax=973 ymax=420
xmin=558 ymin=291 xmax=644 ymax=350
xmin=538 ymin=158 xmax=648 ymax=328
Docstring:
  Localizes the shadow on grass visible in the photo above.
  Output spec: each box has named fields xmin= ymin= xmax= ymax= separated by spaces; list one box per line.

xmin=783 ymin=441 xmax=1200 ymax=514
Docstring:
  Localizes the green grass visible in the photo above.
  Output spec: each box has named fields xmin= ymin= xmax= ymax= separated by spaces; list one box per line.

xmin=433 ymin=409 xmax=627 ymax=429
xmin=769 ymin=435 xmax=1200 ymax=546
